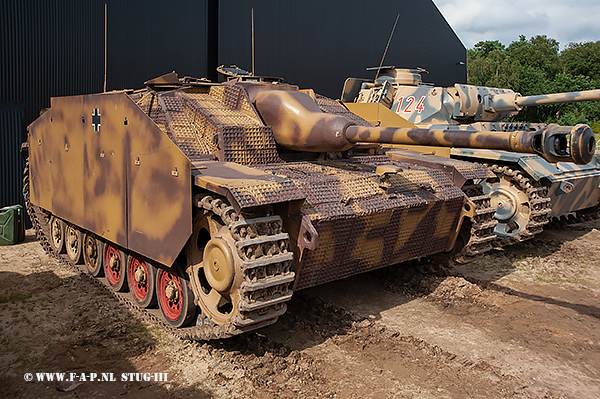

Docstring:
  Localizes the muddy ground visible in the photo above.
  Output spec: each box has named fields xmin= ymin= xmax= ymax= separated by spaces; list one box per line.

xmin=1 ymin=219 xmax=599 ymax=399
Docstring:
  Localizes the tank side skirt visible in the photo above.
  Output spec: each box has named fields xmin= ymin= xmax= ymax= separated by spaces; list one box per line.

xmin=28 ymin=92 xmax=192 ymax=267
xmin=25 ymin=160 xmax=294 ymax=340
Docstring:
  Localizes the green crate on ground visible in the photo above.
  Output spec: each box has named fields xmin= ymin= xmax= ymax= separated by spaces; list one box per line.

xmin=0 ymin=205 xmax=26 ymax=245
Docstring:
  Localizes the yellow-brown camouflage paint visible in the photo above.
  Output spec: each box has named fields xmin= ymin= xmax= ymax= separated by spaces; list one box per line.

xmin=253 ymin=89 xmax=355 ymax=152
xmin=344 ymin=102 xmax=415 ymax=128
xmin=344 ymin=124 xmax=595 ymax=165
xmin=516 ymin=89 xmax=600 ymax=107
xmin=30 ymin=96 xmax=85 ymax=225
xmin=28 ymin=92 xmax=192 ymax=267
xmin=350 ymin=67 xmax=600 ymax=125
xmin=450 ymin=148 xmax=600 ymax=218
xmin=252 ymin=86 xmax=594 ymax=164
xmin=347 ymin=66 xmax=600 ymax=242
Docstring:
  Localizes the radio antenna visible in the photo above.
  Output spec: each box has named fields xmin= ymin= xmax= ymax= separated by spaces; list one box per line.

xmin=103 ymin=3 xmax=107 ymax=92
xmin=251 ymin=8 xmax=255 ymax=76
xmin=374 ymin=14 xmax=399 ymax=83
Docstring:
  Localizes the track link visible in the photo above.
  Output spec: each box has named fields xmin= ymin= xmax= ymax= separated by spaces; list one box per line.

xmin=24 ymin=162 xmax=295 ymax=341
xmin=454 ymin=184 xmax=498 ymax=263
xmin=194 ymin=195 xmax=295 ymax=337
xmin=550 ymin=204 xmax=600 ymax=226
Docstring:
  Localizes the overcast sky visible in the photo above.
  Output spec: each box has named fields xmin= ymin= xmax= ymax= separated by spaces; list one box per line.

xmin=432 ymin=0 xmax=600 ymax=50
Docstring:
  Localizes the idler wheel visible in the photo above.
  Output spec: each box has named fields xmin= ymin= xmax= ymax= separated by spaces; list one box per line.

xmin=65 ymin=224 xmax=84 ymax=264
xmin=127 ymin=254 xmax=157 ymax=308
xmin=486 ymin=175 xmax=530 ymax=237
xmin=83 ymin=233 xmax=104 ymax=277
xmin=156 ymin=264 xmax=196 ymax=328
xmin=490 ymin=186 xmax=523 ymax=223
xmin=189 ymin=210 xmax=242 ymax=325
xmin=49 ymin=216 xmax=65 ymax=254
xmin=104 ymin=243 xmax=127 ymax=292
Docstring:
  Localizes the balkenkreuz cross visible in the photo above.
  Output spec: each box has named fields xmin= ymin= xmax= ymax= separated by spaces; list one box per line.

xmin=92 ymin=108 xmax=101 ymax=132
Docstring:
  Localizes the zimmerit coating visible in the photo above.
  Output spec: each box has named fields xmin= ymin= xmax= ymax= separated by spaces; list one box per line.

xmin=257 ymin=157 xmax=465 ymax=290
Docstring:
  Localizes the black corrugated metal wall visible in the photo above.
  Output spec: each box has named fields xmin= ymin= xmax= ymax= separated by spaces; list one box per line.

xmin=0 ymin=0 xmax=210 ymax=213
xmin=0 ymin=104 xmax=24 ymax=208
xmin=1 ymin=0 xmax=465 ymax=212
xmin=218 ymin=0 xmax=466 ymax=98
xmin=1 ymin=0 xmax=100 ymax=214
xmin=1 ymin=0 xmax=103 ymax=131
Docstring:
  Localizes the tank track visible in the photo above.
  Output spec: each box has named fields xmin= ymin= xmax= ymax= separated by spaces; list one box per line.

xmin=23 ymin=162 xmax=294 ymax=341
xmin=193 ymin=195 xmax=295 ymax=336
xmin=550 ymin=204 xmax=600 ymax=225
xmin=488 ymin=164 xmax=552 ymax=246
xmin=454 ymin=184 xmax=498 ymax=263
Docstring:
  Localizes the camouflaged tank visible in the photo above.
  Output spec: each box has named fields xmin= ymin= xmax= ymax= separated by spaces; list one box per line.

xmin=23 ymin=71 xmax=596 ymax=340
xmin=343 ymin=66 xmax=600 ymax=245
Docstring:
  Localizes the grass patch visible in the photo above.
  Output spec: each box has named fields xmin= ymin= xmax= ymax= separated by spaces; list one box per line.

xmin=511 ymin=255 xmax=592 ymax=286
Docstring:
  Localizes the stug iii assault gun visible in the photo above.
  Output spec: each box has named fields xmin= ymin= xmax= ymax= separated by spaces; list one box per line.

xmin=343 ymin=66 xmax=600 ymax=245
xmin=24 ymin=70 xmax=595 ymax=340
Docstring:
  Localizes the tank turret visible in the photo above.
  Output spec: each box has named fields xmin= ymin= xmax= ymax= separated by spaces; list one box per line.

xmin=342 ymin=66 xmax=600 ymax=125
xmin=448 ymin=85 xmax=600 ymax=123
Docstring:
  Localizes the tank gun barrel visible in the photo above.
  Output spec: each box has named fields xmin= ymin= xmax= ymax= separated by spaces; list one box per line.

xmin=345 ymin=124 xmax=595 ymax=164
xmin=515 ymin=89 xmax=600 ymax=107
xmin=489 ymin=88 xmax=600 ymax=113
xmin=253 ymin=88 xmax=596 ymax=165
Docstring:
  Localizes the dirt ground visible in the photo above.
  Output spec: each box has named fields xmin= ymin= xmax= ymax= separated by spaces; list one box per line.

xmin=1 ymin=219 xmax=599 ymax=399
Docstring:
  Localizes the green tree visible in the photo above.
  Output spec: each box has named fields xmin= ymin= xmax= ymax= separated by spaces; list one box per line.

xmin=467 ymin=40 xmax=519 ymax=88
xmin=547 ymin=73 xmax=600 ymax=125
xmin=506 ymin=35 xmax=560 ymax=80
xmin=560 ymin=41 xmax=600 ymax=82
xmin=472 ymin=40 xmax=505 ymax=55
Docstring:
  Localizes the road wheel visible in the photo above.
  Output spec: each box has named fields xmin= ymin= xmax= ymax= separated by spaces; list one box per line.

xmin=65 ymin=224 xmax=83 ymax=264
xmin=49 ymin=216 xmax=65 ymax=254
xmin=127 ymin=254 xmax=157 ymax=308
xmin=156 ymin=263 xmax=196 ymax=328
xmin=189 ymin=210 xmax=241 ymax=325
xmin=104 ymin=243 xmax=127 ymax=292
xmin=83 ymin=233 xmax=104 ymax=276
xmin=482 ymin=165 xmax=551 ymax=244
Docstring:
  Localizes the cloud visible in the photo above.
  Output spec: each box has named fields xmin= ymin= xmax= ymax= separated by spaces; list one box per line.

xmin=432 ymin=0 xmax=600 ymax=48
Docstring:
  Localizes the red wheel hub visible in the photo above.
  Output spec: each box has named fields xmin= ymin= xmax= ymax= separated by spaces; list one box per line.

xmin=158 ymin=269 xmax=183 ymax=321
xmin=128 ymin=256 xmax=149 ymax=302
xmin=104 ymin=245 xmax=122 ymax=286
